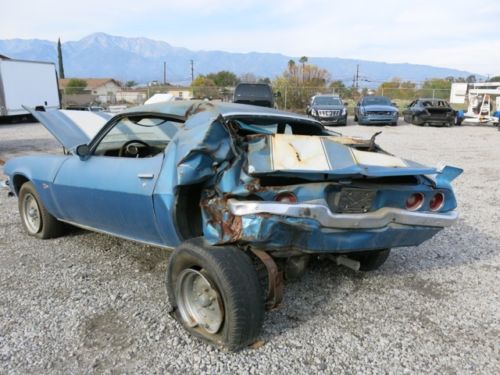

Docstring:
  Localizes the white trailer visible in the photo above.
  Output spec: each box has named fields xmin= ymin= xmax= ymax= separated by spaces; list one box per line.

xmin=0 ymin=56 xmax=60 ymax=117
xmin=450 ymin=82 xmax=500 ymax=125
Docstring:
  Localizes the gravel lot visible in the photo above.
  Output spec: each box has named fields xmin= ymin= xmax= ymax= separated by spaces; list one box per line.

xmin=0 ymin=119 xmax=499 ymax=374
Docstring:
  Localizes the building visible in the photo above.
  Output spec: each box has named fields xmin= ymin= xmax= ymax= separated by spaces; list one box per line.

xmin=165 ymin=86 xmax=193 ymax=100
xmin=59 ymin=78 xmax=122 ymax=104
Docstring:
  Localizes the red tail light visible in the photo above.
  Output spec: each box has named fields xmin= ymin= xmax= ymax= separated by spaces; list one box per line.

xmin=406 ymin=193 xmax=424 ymax=211
xmin=274 ymin=192 xmax=297 ymax=203
xmin=429 ymin=192 xmax=444 ymax=211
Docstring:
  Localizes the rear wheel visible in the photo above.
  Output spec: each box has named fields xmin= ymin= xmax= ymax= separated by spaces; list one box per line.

xmin=350 ymin=249 xmax=391 ymax=271
xmin=166 ymin=238 xmax=264 ymax=351
xmin=18 ymin=182 xmax=65 ymax=239
xmin=354 ymin=114 xmax=358 ymax=122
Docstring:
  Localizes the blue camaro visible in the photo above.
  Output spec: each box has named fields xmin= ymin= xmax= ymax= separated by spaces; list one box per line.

xmin=3 ymin=101 xmax=462 ymax=350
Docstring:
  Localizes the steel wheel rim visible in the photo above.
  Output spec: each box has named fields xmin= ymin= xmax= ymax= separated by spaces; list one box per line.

xmin=175 ymin=268 xmax=224 ymax=334
xmin=22 ymin=193 xmax=41 ymax=233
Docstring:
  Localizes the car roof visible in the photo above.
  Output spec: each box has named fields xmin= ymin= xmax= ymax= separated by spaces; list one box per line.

xmin=121 ymin=100 xmax=315 ymax=122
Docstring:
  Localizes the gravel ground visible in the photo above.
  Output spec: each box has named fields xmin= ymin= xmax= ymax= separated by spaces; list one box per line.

xmin=0 ymin=119 xmax=499 ymax=374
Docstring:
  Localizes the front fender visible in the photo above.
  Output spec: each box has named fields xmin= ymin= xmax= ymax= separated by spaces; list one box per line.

xmin=4 ymin=155 xmax=69 ymax=217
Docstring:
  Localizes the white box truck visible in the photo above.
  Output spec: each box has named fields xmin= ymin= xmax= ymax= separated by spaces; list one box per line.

xmin=0 ymin=56 xmax=60 ymax=117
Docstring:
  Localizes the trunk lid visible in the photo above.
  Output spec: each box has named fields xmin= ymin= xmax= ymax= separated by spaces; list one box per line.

xmin=246 ymin=133 xmax=436 ymax=178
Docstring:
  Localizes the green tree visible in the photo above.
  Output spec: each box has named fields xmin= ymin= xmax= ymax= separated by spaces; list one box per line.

xmin=488 ymin=75 xmax=500 ymax=82
xmin=206 ymin=71 xmax=239 ymax=87
xmin=419 ymin=78 xmax=452 ymax=99
xmin=377 ymin=78 xmax=416 ymax=100
xmin=191 ymin=75 xmax=219 ymax=99
xmin=65 ymin=78 xmax=87 ymax=95
xmin=125 ymin=80 xmax=137 ymax=88
xmin=57 ymin=38 xmax=65 ymax=79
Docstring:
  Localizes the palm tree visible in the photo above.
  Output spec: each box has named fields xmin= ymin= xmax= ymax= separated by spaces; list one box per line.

xmin=299 ymin=56 xmax=308 ymax=82
xmin=288 ymin=59 xmax=296 ymax=78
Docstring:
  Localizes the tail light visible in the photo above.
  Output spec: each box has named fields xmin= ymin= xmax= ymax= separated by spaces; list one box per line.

xmin=274 ymin=192 xmax=297 ymax=203
xmin=429 ymin=192 xmax=445 ymax=211
xmin=406 ymin=193 xmax=424 ymax=211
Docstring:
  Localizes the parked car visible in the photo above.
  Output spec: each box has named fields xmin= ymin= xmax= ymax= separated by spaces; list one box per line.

xmin=65 ymin=105 xmax=105 ymax=112
xmin=233 ymin=83 xmax=274 ymax=108
xmin=403 ymin=98 xmax=456 ymax=127
xmin=306 ymin=94 xmax=347 ymax=126
xmin=3 ymin=101 xmax=462 ymax=350
xmin=354 ymin=95 xmax=399 ymax=125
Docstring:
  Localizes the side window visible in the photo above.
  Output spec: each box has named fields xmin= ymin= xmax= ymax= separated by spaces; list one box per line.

xmin=94 ymin=116 xmax=181 ymax=157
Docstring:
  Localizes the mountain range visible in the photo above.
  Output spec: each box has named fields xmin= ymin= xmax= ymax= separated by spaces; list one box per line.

xmin=0 ymin=32 xmax=477 ymax=86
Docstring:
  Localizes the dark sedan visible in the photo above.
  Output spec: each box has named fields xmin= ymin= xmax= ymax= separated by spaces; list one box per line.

xmin=403 ymin=99 xmax=456 ymax=127
xmin=306 ymin=95 xmax=347 ymax=126
xmin=354 ymin=96 xmax=399 ymax=125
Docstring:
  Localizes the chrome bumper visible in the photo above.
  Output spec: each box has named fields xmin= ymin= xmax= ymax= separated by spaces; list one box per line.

xmin=227 ymin=199 xmax=458 ymax=229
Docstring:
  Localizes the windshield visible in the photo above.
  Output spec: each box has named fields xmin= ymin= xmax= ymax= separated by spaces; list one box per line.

xmin=362 ymin=96 xmax=391 ymax=106
xmin=313 ymin=96 xmax=342 ymax=106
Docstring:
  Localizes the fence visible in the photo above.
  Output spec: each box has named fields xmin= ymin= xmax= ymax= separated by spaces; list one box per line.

xmin=58 ymin=86 xmax=455 ymax=113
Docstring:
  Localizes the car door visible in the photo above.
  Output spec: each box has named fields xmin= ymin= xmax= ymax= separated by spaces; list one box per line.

xmin=51 ymin=115 xmax=179 ymax=245
xmin=52 ymin=153 xmax=164 ymax=244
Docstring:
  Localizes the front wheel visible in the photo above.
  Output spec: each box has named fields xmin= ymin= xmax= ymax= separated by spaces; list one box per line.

xmin=18 ymin=181 xmax=66 ymax=239
xmin=350 ymin=249 xmax=391 ymax=271
xmin=166 ymin=238 xmax=264 ymax=351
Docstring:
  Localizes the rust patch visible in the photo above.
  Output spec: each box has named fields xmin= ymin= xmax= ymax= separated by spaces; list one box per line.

xmin=201 ymin=196 xmax=243 ymax=242
xmin=251 ymin=249 xmax=283 ymax=309
xmin=0 ymin=159 xmax=4 ymax=166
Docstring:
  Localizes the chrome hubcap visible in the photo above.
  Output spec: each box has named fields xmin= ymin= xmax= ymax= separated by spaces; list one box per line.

xmin=23 ymin=194 xmax=41 ymax=233
xmin=175 ymin=269 xmax=223 ymax=334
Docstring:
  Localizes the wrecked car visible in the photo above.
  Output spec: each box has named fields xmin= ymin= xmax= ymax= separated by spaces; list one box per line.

xmin=3 ymin=101 xmax=462 ymax=350
xmin=403 ymin=98 xmax=457 ymax=127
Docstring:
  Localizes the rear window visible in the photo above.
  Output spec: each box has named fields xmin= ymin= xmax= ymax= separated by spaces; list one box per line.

xmin=235 ymin=84 xmax=272 ymax=98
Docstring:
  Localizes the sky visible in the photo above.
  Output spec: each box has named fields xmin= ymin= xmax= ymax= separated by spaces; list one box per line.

xmin=1 ymin=0 xmax=499 ymax=75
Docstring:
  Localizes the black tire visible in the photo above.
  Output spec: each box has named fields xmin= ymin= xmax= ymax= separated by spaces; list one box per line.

xmin=354 ymin=114 xmax=358 ymax=122
xmin=166 ymin=238 xmax=264 ymax=351
xmin=412 ymin=115 xmax=421 ymax=126
xmin=454 ymin=114 xmax=463 ymax=126
xmin=18 ymin=181 xmax=65 ymax=239
xmin=350 ymin=249 xmax=391 ymax=271
xmin=391 ymin=121 xmax=398 ymax=126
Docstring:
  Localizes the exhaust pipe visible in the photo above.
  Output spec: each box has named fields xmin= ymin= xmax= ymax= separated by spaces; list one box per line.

xmin=329 ymin=255 xmax=360 ymax=271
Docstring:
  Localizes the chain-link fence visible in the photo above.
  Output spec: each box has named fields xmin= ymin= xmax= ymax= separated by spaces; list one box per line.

xmin=58 ymin=85 xmax=455 ymax=114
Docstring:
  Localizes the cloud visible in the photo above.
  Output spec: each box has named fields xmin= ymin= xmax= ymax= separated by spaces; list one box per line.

xmin=1 ymin=0 xmax=498 ymax=74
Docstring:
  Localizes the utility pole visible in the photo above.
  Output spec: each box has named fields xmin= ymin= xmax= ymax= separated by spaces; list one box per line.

xmin=355 ymin=64 xmax=359 ymax=90
xmin=190 ymin=60 xmax=194 ymax=83
xmin=163 ymin=61 xmax=167 ymax=85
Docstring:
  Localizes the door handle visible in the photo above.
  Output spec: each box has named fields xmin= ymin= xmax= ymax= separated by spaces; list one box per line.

xmin=138 ymin=173 xmax=154 ymax=179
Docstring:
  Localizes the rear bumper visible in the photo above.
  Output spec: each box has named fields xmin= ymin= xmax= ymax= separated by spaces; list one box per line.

xmin=217 ymin=199 xmax=456 ymax=253
xmin=417 ymin=113 xmax=454 ymax=125
xmin=228 ymin=199 xmax=457 ymax=229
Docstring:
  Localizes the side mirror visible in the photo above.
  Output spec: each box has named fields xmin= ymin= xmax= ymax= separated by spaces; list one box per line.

xmin=274 ymin=91 xmax=282 ymax=98
xmin=344 ymin=102 xmax=348 ymax=106
xmin=76 ymin=144 xmax=90 ymax=157
xmin=391 ymin=102 xmax=397 ymax=107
